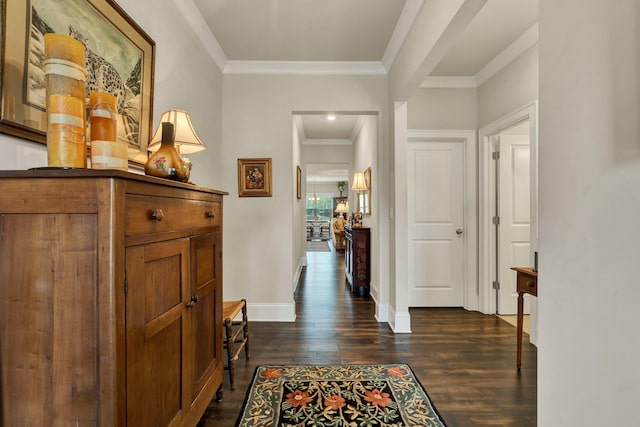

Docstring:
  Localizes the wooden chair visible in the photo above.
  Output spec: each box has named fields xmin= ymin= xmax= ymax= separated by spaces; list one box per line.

xmin=320 ymin=223 xmax=330 ymax=240
xmin=222 ymin=299 xmax=250 ymax=390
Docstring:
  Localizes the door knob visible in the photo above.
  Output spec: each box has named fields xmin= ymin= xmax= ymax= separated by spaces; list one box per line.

xmin=456 ymin=228 xmax=463 ymax=235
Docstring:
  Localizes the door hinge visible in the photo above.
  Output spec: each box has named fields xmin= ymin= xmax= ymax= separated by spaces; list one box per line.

xmin=492 ymin=280 xmax=500 ymax=290
xmin=492 ymin=151 xmax=500 ymax=160
xmin=492 ymin=216 xmax=500 ymax=225
xmin=124 ymin=278 xmax=128 ymax=294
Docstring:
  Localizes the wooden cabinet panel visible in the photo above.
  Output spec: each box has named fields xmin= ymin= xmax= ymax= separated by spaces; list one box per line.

xmin=0 ymin=170 xmax=226 ymax=427
xmin=189 ymin=232 xmax=223 ymax=407
xmin=126 ymin=239 xmax=190 ymax=427
xmin=345 ymin=227 xmax=370 ymax=296
xmin=0 ymin=214 xmax=99 ymax=425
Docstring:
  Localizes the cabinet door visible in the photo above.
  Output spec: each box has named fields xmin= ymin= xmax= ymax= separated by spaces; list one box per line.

xmin=126 ymin=238 xmax=190 ymax=427
xmin=189 ymin=232 xmax=223 ymax=403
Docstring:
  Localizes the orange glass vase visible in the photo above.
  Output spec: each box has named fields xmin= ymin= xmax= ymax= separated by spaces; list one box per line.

xmin=144 ymin=122 xmax=190 ymax=182
xmin=44 ymin=33 xmax=87 ymax=168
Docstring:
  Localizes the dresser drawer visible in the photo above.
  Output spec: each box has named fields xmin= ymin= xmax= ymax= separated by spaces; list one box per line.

xmin=126 ymin=194 xmax=221 ymax=236
xmin=516 ymin=272 xmax=537 ymax=297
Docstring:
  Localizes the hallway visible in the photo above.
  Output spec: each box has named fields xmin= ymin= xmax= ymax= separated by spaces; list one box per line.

xmin=201 ymin=250 xmax=537 ymax=426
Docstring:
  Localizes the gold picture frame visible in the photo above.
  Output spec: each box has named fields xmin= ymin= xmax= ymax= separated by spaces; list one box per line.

xmin=0 ymin=0 xmax=156 ymax=168
xmin=238 ymin=158 xmax=272 ymax=197
xmin=296 ymin=165 xmax=302 ymax=199
xmin=357 ymin=167 xmax=372 ymax=215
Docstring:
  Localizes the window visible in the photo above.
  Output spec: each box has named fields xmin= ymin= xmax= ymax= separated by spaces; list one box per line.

xmin=306 ymin=193 xmax=333 ymax=221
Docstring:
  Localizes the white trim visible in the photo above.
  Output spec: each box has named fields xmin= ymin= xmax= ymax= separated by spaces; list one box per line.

xmin=294 ymin=257 xmax=306 ymax=293
xmin=293 ymin=115 xmax=307 ymax=142
xmin=382 ymin=0 xmax=426 ymax=71
xmin=302 ymin=139 xmax=353 ymax=146
xmin=421 ymin=22 xmax=539 ymax=89
xmin=173 ymin=0 xmax=227 ymax=71
xmin=247 ymin=303 xmax=296 ymax=322
xmin=375 ymin=303 xmax=389 ymax=323
xmin=475 ymin=23 xmax=539 ymax=86
xmin=406 ymin=130 xmax=478 ymax=311
xmin=420 ymin=76 xmax=478 ymax=89
xmin=224 ymin=61 xmax=386 ymax=76
xmin=390 ymin=310 xmax=412 ymax=333
xmin=478 ymin=102 xmax=538 ymax=315
xmin=350 ymin=116 xmax=367 ymax=142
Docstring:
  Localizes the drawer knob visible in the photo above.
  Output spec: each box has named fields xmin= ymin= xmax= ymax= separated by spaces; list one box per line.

xmin=526 ymin=280 xmax=535 ymax=289
xmin=206 ymin=211 xmax=215 ymax=219
xmin=150 ymin=209 xmax=164 ymax=221
xmin=186 ymin=295 xmax=199 ymax=308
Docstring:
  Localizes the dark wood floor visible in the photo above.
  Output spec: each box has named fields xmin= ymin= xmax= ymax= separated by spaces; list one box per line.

xmin=199 ymin=249 xmax=537 ymax=426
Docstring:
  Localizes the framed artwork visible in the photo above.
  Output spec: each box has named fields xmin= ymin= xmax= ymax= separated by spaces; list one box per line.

xmin=364 ymin=167 xmax=372 ymax=215
xmin=357 ymin=167 xmax=372 ymax=215
xmin=0 ymin=0 xmax=156 ymax=168
xmin=296 ymin=165 xmax=302 ymax=199
xmin=238 ymin=158 xmax=272 ymax=197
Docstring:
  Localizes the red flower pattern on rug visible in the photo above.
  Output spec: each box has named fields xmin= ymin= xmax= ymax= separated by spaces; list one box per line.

xmin=237 ymin=364 xmax=447 ymax=426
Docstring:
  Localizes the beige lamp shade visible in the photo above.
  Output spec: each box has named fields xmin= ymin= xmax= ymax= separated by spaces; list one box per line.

xmin=351 ymin=172 xmax=368 ymax=191
xmin=148 ymin=110 xmax=206 ymax=154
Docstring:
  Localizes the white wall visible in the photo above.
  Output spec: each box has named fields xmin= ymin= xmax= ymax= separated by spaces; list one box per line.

xmin=407 ymin=88 xmax=478 ymax=129
xmin=0 ymin=0 xmax=223 ymax=186
xmin=351 ymin=116 xmax=379 ymax=301
xmin=292 ymin=120 xmax=305 ymax=293
xmin=539 ymin=0 xmax=640 ymax=425
xmin=478 ymin=44 xmax=538 ymax=129
xmin=221 ymin=74 xmax=388 ymax=320
xmin=475 ymin=43 xmax=539 ymax=343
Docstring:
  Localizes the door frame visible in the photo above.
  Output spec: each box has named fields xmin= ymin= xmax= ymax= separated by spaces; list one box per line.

xmin=407 ymin=130 xmax=478 ymax=311
xmin=478 ymin=102 xmax=538 ymax=314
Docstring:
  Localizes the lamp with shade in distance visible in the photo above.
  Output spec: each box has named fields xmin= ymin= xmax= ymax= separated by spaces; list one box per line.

xmin=335 ymin=200 xmax=349 ymax=219
xmin=351 ymin=171 xmax=368 ymax=227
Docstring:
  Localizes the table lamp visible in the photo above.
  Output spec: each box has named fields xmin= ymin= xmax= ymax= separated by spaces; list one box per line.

xmin=351 ymin=172 xmax=368 ymax=227
xmin=148 ymin=109 xmax=206 ymax=155
xmin=147 ymin=110 xmax=205 ymax=183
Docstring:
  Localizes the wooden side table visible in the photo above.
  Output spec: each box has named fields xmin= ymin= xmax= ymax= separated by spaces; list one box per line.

xmin=511 ymin=267 xmax=538 ymax=371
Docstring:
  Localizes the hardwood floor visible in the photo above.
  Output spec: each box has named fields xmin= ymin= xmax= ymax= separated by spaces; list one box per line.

xmin=199 ymin=250 xmax=537 ymax=426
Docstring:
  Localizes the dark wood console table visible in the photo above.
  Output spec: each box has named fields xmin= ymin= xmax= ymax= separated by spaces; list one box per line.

xmin=511 ymin=267 xmax=538 ymax=371
xmin=345 ymin=227 xmax=370 ymax=296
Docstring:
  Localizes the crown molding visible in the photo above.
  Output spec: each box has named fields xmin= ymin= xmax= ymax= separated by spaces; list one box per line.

xmin=350 ymin=115 xmax=367 ymax=141
xmin=293 ymin=115 xmax=307 ymax=143
xmin=382 ymin=0 xmax=426 ymax=72
xmin=174 ymin=0 xmax=227 ymax=71
xmin=420 ymin=22 xmax=539 ymax=89
xmin=223 ymin=61 xmax=386 ymax=76
xmin=420 ymin=76 xmax=478 ymax=88
xmin=474 ymin=22 xmax=539 ymax=86
xmin=302 ymin=139 xmax=353 ymax=146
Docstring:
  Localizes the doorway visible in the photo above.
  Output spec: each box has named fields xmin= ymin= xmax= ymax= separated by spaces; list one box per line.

xmin=491 ymin=122 xmax=531 ymax=314
xmin=406 ymin=130 xmax=477 ymax=308
xmin=478 ymin=102 xmax=538 ymax=319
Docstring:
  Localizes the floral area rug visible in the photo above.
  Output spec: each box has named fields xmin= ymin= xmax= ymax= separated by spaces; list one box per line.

xmin=236 ymin=364 xmax=447 ymax=426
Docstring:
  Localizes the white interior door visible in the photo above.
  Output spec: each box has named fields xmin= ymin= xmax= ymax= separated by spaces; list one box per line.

xmin=497 ymin=134 xmax=531 ymax=314
xmin=408 ymin=141 xmax=465 ymax=307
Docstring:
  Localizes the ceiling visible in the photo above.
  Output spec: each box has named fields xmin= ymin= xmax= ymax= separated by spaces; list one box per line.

xmin=191 ymin=0 xmax=538 ymax=181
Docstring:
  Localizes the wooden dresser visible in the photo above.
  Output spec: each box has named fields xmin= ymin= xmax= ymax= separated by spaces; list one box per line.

xmin=0 ymin=170 xmax=226 ymax=427
xmin=344 ymin=226 xmax=370 ymax=296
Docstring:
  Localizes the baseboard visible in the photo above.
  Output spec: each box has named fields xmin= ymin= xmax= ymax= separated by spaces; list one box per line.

xmin=374 ymin=302 xmax=389 ymax=323
xmin=388 ymin=308 xmax=412 ymax=333
xmin=247 ymin=303 xmax=296 ymax=322
xmin=294 ymin=256 xmax=306 ymax=293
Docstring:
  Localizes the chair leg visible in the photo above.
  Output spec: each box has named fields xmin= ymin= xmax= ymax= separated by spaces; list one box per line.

xmin=241 ymin=299 xmax=250 ymax=359
xmin=224 ymin=317 xmax=236 ymax=390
